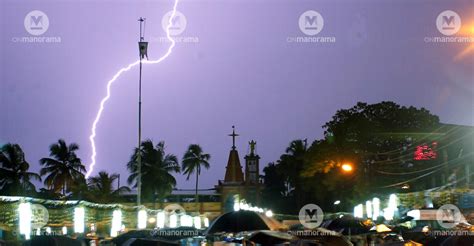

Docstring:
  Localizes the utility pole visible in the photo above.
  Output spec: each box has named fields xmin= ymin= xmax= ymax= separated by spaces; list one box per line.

xmin=137 ymin=17 xmax=148 ymax=207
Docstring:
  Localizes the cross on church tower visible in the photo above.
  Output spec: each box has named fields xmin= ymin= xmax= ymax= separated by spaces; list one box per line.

xmin=228 ymin=126 xmax=239 ymax=150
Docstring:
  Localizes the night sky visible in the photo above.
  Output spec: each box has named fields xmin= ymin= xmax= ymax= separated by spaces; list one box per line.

xmin=1 ymin=0 xmax=473 ymax=190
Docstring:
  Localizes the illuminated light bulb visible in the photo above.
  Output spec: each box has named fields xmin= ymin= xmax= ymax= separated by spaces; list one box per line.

xmin=384 ymin=194 xmax=398 ymax=220
xmin=169 ymin=214 xmax=177 ymax=228
xmin=341 ymin=163 xmax=353 ymax=172
xmin=366 ymin=201 xmax=372 ymax=219
xmin=19 ymin=202 xmax=32 ymax=239
xmin=180 ymin=214 xmax=192 ymax=227
xmin=354 ymin=204 xmax=363 ymax=218
xmin=148 ymin=217 xmax=156 ymax=224
xmin=233 ymin=202 xmax=240 ymax=211
xmin=62 ymin=226 xmax=67 ymax=235
xmin=384 ymin=207 xmax=394 ymax=220
xmin=372 ymin=198 xmax=380 ymax=220
xmin=204 ymin=217 xmax=209 ymax=227
xmin=111 ymin=210 xmax=122 ymax=237
xmin=265 ymin=210 xmax=273 ymax=217
xmin=193 ymin=216 xmax=201 ymax=229
xmin=138 ymin=209 xmax=147 ymax=229
xmin=74 ymin=207 xmax=85 ymax=233
xmin=157 ymin=211 xmax=165 ymax=228
xmin=388 ymin=194 xmax=398 ymax=209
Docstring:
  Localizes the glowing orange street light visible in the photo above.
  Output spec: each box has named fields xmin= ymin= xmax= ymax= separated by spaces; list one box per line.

xmin=341 ymin=163 xmax=353 ymax=173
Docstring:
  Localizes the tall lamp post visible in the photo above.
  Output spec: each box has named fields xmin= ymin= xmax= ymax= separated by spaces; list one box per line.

xmin=137 ymin=17 xmax=148 ymax=207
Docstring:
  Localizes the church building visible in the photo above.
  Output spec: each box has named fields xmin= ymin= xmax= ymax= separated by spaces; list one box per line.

xmin=215 ymin=126 xmax=262 ymax=212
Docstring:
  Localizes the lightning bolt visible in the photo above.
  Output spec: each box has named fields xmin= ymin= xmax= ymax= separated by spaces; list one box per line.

xmin=85 ymin=0 xmax=180 ymax=178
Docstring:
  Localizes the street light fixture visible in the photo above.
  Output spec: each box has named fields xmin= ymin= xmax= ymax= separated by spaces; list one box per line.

xmin=341 ymin=163 xmax=353 ymax=173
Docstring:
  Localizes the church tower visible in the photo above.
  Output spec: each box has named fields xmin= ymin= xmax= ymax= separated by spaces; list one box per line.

xmin=223 ymin=126 xmax=244 ymax=183
xmin=216 ymin=126 xmax=246 ymax=212
xmin=244 ymin=140 xmax=262 ymax=205
xmin=244 ymin=140 xmax=260 ymax=184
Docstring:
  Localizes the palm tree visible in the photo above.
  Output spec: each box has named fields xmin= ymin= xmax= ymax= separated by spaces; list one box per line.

xmin=182 ymin=144 xmax=210 ymax=211
xmin=127 ymin=140 xmax=180 ymax=205
xmin=88 ymin=171 xmax=130 ymax=203
xmin=0 ymin=143 xmax=41 ymax=195
xmin=40 ymin=139 xmax=86 ymax=196
xmin=68 ymin=175 xmax=88 ymax=200
xmin=37 ymin=188 xmax=61 ymax=200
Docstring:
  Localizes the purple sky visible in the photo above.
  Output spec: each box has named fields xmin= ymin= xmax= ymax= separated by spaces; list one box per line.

xmin=1 ymin=0 xmax=473 ymax=190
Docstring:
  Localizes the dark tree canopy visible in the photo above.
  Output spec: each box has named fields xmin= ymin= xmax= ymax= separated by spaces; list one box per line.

xmin=305 ymin=101 xmax=440 ymax=175
xmin=258 ymin=101 xmax=443 ymax=211
xmin=0 ymin=143 xmax=41 ymax=196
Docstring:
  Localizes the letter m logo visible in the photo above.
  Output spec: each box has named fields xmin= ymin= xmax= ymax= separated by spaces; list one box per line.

xmin=305 ymin=208 xmax=318 ymax=222
xmin=442 ymin=15 xmax=455 ymax=27
xmin=30 ymin=15 xmax=43 ymax=29
xmin=305 ymin=15 xmax=317 ymax=27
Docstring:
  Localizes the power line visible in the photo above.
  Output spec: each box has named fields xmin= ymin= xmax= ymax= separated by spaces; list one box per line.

xmin=377 ymin=156 xmax=471 ymax=188
xmin=374 ymin=152 xmax=473 ymax=175
xmin=369 ymin=129 xmax=472 ymax=166
xmin=369 ymin=125 xmax=465 ymax=156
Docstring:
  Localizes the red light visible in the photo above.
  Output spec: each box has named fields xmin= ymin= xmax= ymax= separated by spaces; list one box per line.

xmin=414 ymin=142 xmax=438 ymax=160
